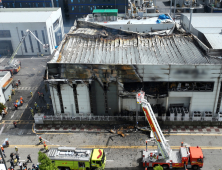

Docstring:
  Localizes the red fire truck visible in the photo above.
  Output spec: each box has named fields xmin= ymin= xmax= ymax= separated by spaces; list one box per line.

xmin=136 ymin=91 xmax=204 ymax=170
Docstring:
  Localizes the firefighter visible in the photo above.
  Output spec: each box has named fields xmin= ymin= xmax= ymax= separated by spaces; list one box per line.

xmin=44 ymin=144 xmax=48 ymax=152
xmin=15 ymin=82 xmax=18 ymax=88
xmin=34 ymin=102 xmax=37 ymax=110
xmin=4 ymin=108 xmax=7 ymax=115
xmin=30 ymin=108 xmax=34 ymax=117
xmin=13 ymin=122 xmax=17 ymax=128
xmin=38 ymin=92 xmax=41 ymax=98
xmin=2 ymin=109 xmax=5 ymax=118
xmin=20 ymin=96 xmax=23 ymax=102
xmin=49 ymin=95 xmax=51 ymax=101
xmin=16 ymin=99 xmax=19 ymax=103
xmin=30 ymin=91 xmax=33 ymax=97
xmin=18 ymin=79 xmax=21 ymax=85
xmin=20 ymin=99 xmax=23 ymax=106
xmin=38 ymin=107 xmax=41 ymax=113
xmin=1 ymin=145 xmax=6 ymax=158
xmin=38 ymin=137 xmax=43 ymax=145
xmin=14 ymin=157 xmax=18 ymax=166
xmin=14 ymin=103 xmax=18 ymax=110
xmin=15 ymin=146 xmax=18 ymax=152
xmin=47 ymin=103 xmax=50 ymax=110
xmin=9 ymin=95 xmax=11 ymax=101
xmin=41 ymin=93 xmax=44 ymax=99
xmin=12 ymin=88 xmax=15 ymax=95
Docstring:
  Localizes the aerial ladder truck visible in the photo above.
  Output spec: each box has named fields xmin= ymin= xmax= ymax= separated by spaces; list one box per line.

xmin=0 ymin=29 xmax=49 ymax=74
xmin=136 ymin=91 xmax=204 ymax=170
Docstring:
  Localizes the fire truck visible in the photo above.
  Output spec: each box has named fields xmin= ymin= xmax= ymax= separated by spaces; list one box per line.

xmin=0 ymin=29 xmax=48 ymax=74
xmin=48 ymin=147 xmax=106 ymax=170
xmin=136 ymin=91 xmax=204 ymax=170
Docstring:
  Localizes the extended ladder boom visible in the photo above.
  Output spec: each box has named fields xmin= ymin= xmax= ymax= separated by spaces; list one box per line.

xmin=26 ymin=29 xmax=49 ymax=49
xmin=8 ymin=29 xmax=49 ymax=66
xmin=7 ymin=33 xmax=28 ymax=65
xmin=137 ymin=91 xmax=171 ymax=159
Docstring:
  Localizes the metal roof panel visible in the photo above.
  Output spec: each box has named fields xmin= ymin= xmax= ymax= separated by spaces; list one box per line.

xmin=50 ymin=28 xmax=212 ymax=65
xmin=204 ymin=34 xmax=222 ymax=49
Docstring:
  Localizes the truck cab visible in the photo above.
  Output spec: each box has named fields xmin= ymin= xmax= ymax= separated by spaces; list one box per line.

xmin=91 ymin=149 xmax=106 ymax=170
xmin=189 ymin=146 xmax=204 ymax=169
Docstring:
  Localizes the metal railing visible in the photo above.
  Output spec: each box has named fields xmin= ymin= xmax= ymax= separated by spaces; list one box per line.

xmin=43 ymin=115 xmax=146 ymax=121
xmin=41 ymin=115 xmax=221 ymax=122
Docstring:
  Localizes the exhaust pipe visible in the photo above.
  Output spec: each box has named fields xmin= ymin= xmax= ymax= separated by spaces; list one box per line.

xmin=189 ymin=8 xmax=194 ymax=33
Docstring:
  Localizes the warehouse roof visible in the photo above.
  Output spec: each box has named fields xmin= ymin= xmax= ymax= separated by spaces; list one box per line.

xmin=49 ymin=27 xmax=215 ymax=65
xmin=0 ymin=8 xmax=60 ymax=23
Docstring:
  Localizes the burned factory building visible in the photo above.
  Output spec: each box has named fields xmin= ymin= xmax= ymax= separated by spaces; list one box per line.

xmin=46 ymin=20 xmax=222 ymax=119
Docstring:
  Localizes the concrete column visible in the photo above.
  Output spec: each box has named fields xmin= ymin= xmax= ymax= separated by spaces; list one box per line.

xmin=165 ymin=97 xmax=169 ymax=112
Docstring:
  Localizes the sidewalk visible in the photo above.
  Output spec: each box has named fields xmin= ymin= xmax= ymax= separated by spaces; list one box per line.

xmin=34 ymin=124 xmax=222 ymax=133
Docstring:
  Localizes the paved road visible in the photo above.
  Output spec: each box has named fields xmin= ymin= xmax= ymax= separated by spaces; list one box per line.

xmin=0 ymin=55 xmax=53 ymax=135
xmin=1 ymin=131 xmax=222 ymax=170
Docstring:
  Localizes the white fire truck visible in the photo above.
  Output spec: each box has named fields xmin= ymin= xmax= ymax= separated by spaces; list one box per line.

xmin=136 ymin=91 xmax=204 ymax=170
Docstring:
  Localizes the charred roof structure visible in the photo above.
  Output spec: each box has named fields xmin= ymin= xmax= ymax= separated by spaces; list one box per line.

xmin=46 ymin=19 xmax=222 ymax=120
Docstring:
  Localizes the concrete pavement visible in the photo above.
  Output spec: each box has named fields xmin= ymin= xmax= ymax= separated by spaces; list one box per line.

xmin=1 ymin=132 xmax=222 ymax=170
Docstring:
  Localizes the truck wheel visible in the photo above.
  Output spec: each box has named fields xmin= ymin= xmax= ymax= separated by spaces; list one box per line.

xmin=192 ymin=165 xmax=199 ymax=170
xmin=162 ymin=164 xmax=169 ymax=169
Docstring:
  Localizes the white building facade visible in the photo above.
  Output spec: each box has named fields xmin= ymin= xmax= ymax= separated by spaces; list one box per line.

xmin=0 ymin=71 xmax=13 ymax=104
xmin=0 ymin=8 xmax=64 ymax=56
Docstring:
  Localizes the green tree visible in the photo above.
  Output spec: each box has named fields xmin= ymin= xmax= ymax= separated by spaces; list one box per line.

xmin=0 ymin=103 xmax=6 ymax=113
xmin=38 ymin=151 xmax=57 ymax=170
xmin=153 ymin=164 xmax=163 ymax=170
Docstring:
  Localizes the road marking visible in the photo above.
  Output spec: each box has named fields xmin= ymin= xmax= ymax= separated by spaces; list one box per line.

xmin=106 ymin=160 xmax=114 ymax=162
xmin=5 ymin=145 xmax=222 ymax=150
xmin=11 ymin=111 xmax=17 ymax=118
xmin=0 ymin=56 xmax=6 ymax=63
xmin=0 ymin=124 xmax=5 ymax=135
xmin=17 ymin=87 xmax=38 ymax=90
xmin=167 ymin=133 xmax=222 ymax=136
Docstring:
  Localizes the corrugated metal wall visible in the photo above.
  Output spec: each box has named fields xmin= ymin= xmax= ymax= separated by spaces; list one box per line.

xmin=49 ymin=85 xmax=61 ymax=115
xmin=60 ymin=84 xmax=76 ymax=116
xmin=122 ymin=98 xmax=138 ymax=112
xmin=107 ymin=82 xmax=118 ymax=116
xmin=91 ymin=80 xmax=106 ymax=115
xmin=76 ymin=84 xmax=91 ymax=114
